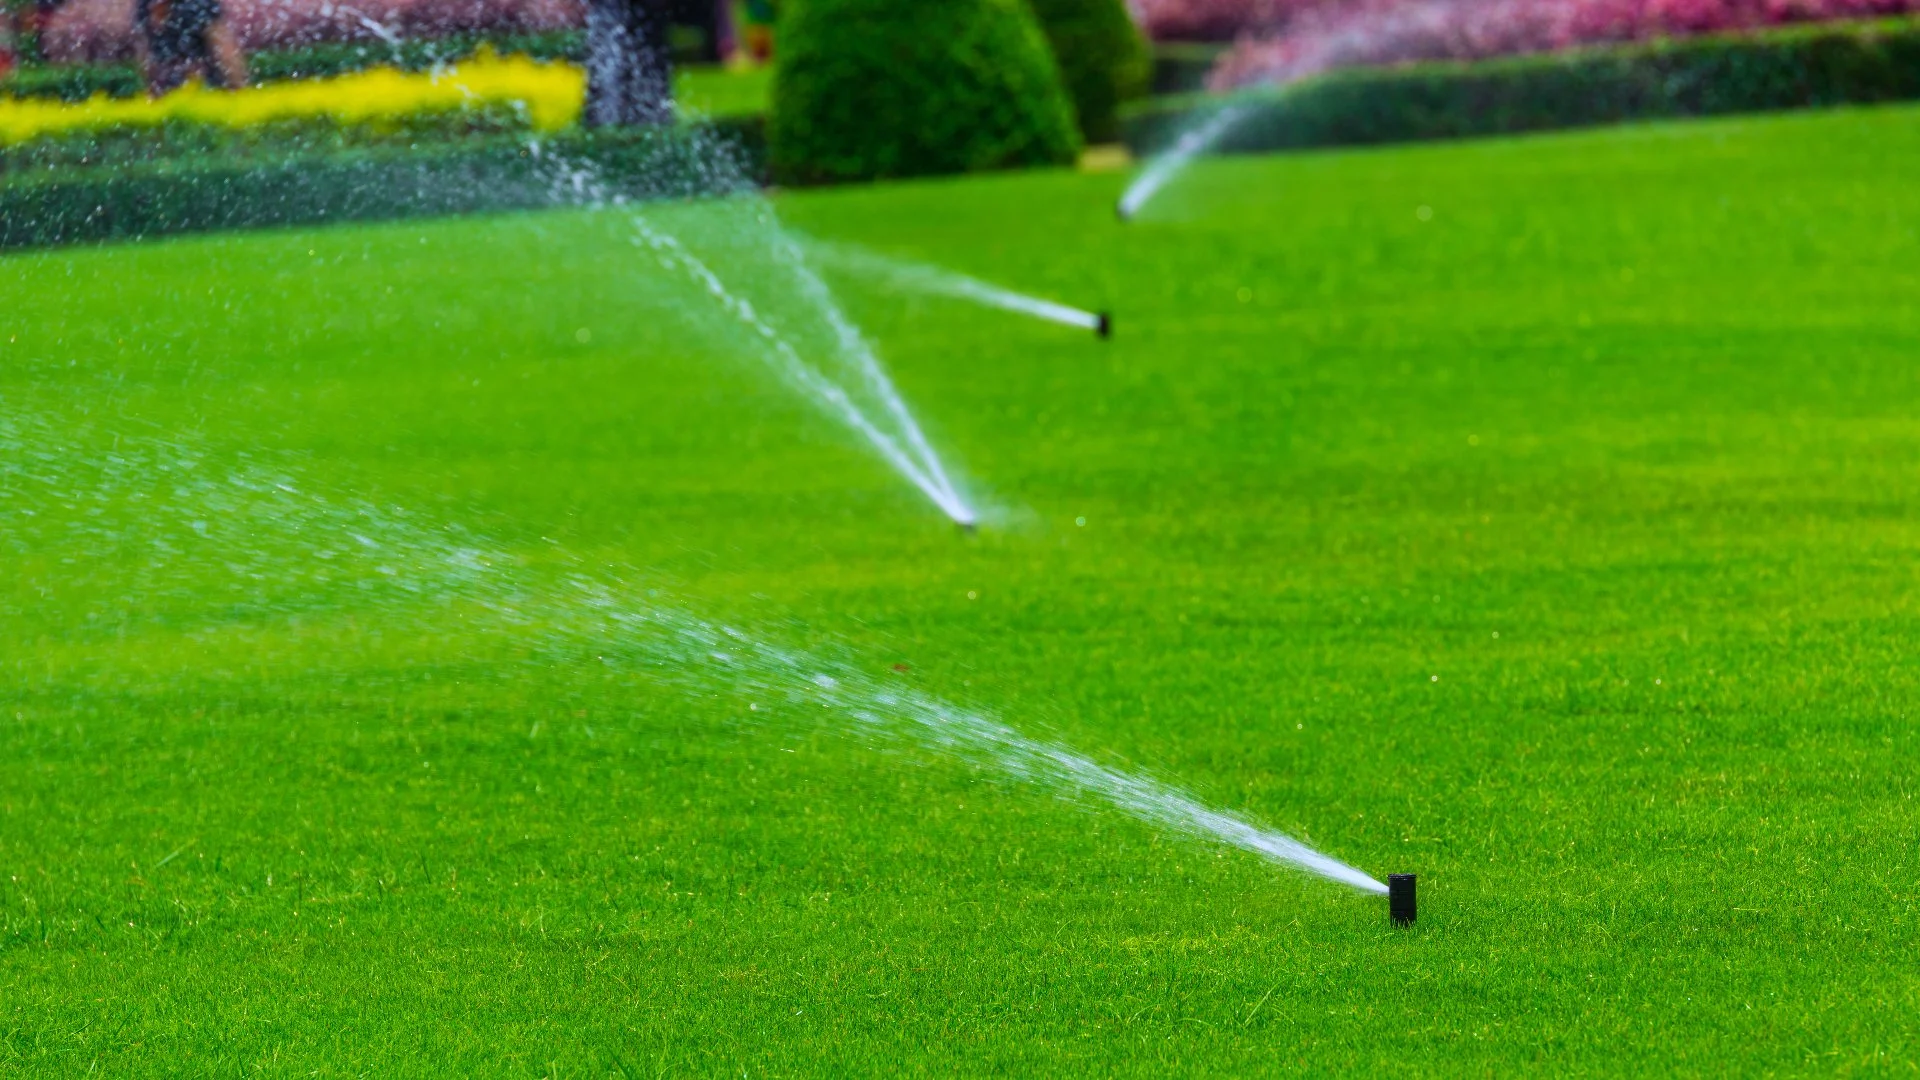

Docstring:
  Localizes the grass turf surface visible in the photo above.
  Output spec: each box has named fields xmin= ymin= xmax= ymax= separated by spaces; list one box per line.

xmin=676 ymin=64 xmax=774 ymax=119
xmin=4 ymin=101 xmax=1920 ymax=1073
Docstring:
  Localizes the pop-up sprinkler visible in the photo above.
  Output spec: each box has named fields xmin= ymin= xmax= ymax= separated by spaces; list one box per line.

xmin=1389 ymin=874 xmax=1416 ymax=925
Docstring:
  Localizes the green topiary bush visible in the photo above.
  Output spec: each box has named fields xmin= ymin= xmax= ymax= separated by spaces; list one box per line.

xmin=769 ymin=0 xmax=1081 ymax=185
xmin=1026 ymin=0 xmax=1151 ymax=143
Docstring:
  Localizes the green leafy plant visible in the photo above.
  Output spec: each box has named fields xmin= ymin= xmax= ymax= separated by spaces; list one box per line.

xmin=1026 ymin=0 xmax=1150 ymax=143
xmin=769 ymin=0 xmax=1081 ymax=184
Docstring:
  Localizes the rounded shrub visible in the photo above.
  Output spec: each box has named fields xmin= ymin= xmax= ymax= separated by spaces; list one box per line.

xmin=1026 ymin=0 xmax=1151 ymax=143
xmin=769 ymin=0 xmax=1082 ymax=185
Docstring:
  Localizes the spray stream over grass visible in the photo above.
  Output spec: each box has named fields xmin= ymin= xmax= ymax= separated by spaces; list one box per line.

xmin=806 ymin=239 xmax=1106 ymax=335
xmin=0 ymin=413 xmax=1382 ymax=895
xmin=633 ymin=216 xmax=975 ymax=524
xmin=539 ymin=113 xmax=977 ymax=525
xmin=1118 ymin=101 xmax=1257 ymax=220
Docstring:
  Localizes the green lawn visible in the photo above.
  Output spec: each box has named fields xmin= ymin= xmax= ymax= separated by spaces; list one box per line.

xmin=676 ymin=63 xmax=773 ymax=118
xmin=4 ymin=102 xmax=1920 ymax=1074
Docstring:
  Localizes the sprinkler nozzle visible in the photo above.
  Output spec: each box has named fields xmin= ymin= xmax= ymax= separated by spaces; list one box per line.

xmin=1096 ymin=312 xmax=1112 ymax=339
xmin=1115 ymin=203 xmax=1131 ymax=222
xmin=956 ymin=520 xmax=978 ymax=535
xmin=1389 ymin=874 xmax=1416 ymax=925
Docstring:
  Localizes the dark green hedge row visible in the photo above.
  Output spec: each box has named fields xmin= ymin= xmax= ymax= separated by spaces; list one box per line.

xmin=770 ymin=0 xmax=1080 ymax=185
xmin=0 ymin=116 xmax=763 ymax=249
xmin=1 ymin=31 xmax=585 ymax=102
xmin=1123 ymin=18 xmax=1920 ymax=157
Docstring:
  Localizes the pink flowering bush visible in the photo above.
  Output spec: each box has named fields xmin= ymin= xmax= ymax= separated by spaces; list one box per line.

xmin=1179 ymin=0 xmax=1920 ymax=88
xmin=42 ymin=0 xmax=583 ymax=63
xmin=1129 ymin=0 xmax=1316 ymax=39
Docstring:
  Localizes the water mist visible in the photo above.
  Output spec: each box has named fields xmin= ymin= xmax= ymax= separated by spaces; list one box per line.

xmin=1 ymin=414 xmax=1383 ymax=897
xmin=805 ymin=239 xmax=1111 ymax=338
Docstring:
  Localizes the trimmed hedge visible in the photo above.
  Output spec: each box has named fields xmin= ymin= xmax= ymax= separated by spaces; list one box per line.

xmin=768 ymin=0 xmax=1080 ymax=185
xmin=1027 ymin=0 xmax=1151 ymax=143
xmin=0 ymin=117 xmax=764 ymax=249
xmin=1122 ymin=18 xmax=1920 ymax=157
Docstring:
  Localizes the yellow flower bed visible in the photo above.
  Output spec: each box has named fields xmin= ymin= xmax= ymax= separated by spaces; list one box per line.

xmin=0 ymin=51 xmax=585 ymax=145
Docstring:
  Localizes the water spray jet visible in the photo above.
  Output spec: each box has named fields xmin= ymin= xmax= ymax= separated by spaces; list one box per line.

xmin=523 ymin=105 xmax=979 ymax=528
xmin=4 ymin=416 xmax=1390 ymax=908
xmin=1117 ymin=102 xmax=1256 ymax=220
xmin=804 ymin=239 xmax=1108 ymax=339
xmin=633 ymin=216 xmax=977 ymax=526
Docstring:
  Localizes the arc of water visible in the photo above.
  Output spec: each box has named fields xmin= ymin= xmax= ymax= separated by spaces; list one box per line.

xmin=4 ymin=413 xmax=1388 ymax=897
xmin=634 ymin=218 xmax=976 ymax=524
xmin=1118 ymin=102 xmax=1256 ymax=220
xmin=842 ymin=680 xmax=1391 ymax=894
xmin=565 ymin=581 xmax=1387 ymax=895
xmin=803 ymin=238 xmax=1103 ymax=332
xmin=932 ymin=283 xmax=1103 ymax=332
xmin=774 ymin=237 xmax=971 ymax=516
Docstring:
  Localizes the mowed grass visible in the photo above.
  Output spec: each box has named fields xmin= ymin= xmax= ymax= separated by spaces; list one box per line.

xmin=676 ymin=64 xmax=773 ymax=118
xmin=4 ymin=102 xmax=1920 ymax=1074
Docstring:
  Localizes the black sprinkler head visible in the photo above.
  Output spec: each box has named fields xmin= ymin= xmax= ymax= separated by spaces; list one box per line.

xmin=1389 ymin=873 xmax=1417 ymax=925
xmin=957 ymin=521 xmax=978 ymax=535
xmin=1096 ymin=312 xmax=1112 ymax=339
xmin=1115 ymin=203 xmax=1130 ymax=222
